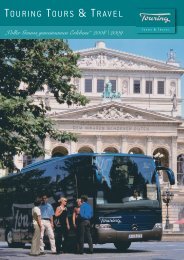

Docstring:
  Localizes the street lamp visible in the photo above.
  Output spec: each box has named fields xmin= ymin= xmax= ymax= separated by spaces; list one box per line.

xmin=162 ymin=189 xmax=174 ymax=229
xmin=154 ymin=152 xmax=164 ymax=166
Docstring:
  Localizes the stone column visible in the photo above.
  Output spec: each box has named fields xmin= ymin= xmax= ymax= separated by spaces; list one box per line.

xmin=13 ymin=154 xmax=24 ymax=170
xmin=165 ymin=78 xmax=170 ymax=96
xmin=93 ymin=76 xmax=97 ymax=94
xmin=171 ymin=136 xmax=178 ymax=185
xmin=146 ymin=137 xmax=153 ymax=156
xmin=178 ymin=78 xmax=181 ymax=99
xmin=44 ymin=135 xmax=52 ymax=159
xmin=96 ymin=135 xmax=102 ymax=153
xmin=80 ymin=77 xmax=85 ymax=94
xmin=129 ymin=78 xmax=133 ymax=95
xmin=153 ymin=78 xmax=157 ymax=95
xmin=117 ymin=77 xmax=121 ymax=93
xmin=70 ymin=141 xmax=77 ymax=154
xmin=121 ymin=136 xmax=128 ymax=153
xmin=141 ymin=77 xmax=145 ymax=95
xmin=77 ymin=78 xmax=81 ymax=93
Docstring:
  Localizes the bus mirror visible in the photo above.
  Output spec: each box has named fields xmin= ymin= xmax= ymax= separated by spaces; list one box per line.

xmin=156 ymin=166 xmax=175 ymax=185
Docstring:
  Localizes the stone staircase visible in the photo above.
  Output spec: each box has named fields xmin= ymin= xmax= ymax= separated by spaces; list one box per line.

xmin=161 ymin=185 xmax=184 ymax=241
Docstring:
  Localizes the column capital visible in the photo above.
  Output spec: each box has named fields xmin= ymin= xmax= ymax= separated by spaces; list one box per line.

xmin=147 ymin=136 xmax=152 ymax=142
xmin=96 ymin=135 xmax=102 ymax=141
xmin=171 ymin=136 xmax=178 ymax=142
xmin=121 ymin=135 xmax=127 ymax=141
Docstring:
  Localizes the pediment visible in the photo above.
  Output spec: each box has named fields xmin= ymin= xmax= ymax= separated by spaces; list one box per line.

xmin=51 ymin=102 xmax=181 ymax=123
xmin=76 ymin=48 xmax=184 ymax=72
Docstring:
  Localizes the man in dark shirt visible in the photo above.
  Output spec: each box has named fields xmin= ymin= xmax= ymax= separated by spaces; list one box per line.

xmin=78 ymin=195 xmax=93 ymax=254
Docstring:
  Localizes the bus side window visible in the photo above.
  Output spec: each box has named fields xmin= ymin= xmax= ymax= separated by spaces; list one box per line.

xmin=56 ymin=158 xmax=77 ymax=207
xmin=0 ymin=175 xmax=22 ymax=214
xmin=74 ymin=156 xmax=94 ymax=198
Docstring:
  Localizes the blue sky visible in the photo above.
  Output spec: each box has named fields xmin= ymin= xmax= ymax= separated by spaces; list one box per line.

xmin=68 ymin=39 xmax=184 ymax=116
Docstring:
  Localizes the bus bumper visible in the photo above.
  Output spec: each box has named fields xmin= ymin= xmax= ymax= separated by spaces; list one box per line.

xmin=95 ymin=226 xmax=162 ymax=243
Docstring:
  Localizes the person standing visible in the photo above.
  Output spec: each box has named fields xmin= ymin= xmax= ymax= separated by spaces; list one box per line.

xmin=54 ymin=197 xmax=70 ymax=254
xmin=40 ymin=195 xmax=56 ymax=255
xmin=78 ymin=195 xmax=93 ymax=254
xmin=30 ymin=198 xmax=42 ymax=256
xmin=72 ymin=199 xmax=82 ymax=253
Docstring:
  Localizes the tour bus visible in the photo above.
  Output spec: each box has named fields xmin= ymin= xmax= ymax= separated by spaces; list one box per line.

xmin=0 ymin=153 xmax=175 ymax=251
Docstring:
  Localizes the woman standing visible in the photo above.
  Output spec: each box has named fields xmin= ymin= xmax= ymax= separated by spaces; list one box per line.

xmin=72 ymin=199 xmax=82 ymax=253
xmin=54 ymin=197 xmax=70 ymax=254
xmin=30 ymin=198 xmax=42 ymax=256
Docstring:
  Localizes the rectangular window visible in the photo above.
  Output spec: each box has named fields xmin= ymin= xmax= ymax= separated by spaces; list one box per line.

xmin=146 ymin=81 xmax=152 ymax=94
xmin=97 ymin=79 xmax=105 ymax=93
xmin=133 ymin=80 xmax=140 ymax=93
xmin=85 ymin=79 xmax=92 ymax=93
xmin=110 ymin=80 xmax=116 ymax=92
xmin=157 ymin=81 xmax=164 ymax=94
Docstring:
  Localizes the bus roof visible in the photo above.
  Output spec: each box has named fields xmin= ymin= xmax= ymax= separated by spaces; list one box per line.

xmin=21 ymin=153 xmax=152 ymax=173
xmin=0 ymin=153 xmax=153 ymax=180
xmin=21 ymin=156 xmax=63 ymax=173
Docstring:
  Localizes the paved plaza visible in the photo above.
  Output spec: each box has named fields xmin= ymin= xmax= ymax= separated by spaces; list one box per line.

xmin=0 ymin=241 xmax=184 ymax=260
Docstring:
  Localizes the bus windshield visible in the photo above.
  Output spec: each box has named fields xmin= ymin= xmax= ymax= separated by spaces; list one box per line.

xmin=94 ymin=155 xmax=158 ymax=206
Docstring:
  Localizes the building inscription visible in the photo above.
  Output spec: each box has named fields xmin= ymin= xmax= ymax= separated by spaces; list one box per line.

xmin=72 ymin=124 xmax=150 ymax=132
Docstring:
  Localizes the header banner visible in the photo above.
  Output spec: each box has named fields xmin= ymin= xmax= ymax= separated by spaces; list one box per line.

xmin=0 ymin=0 xmax=183 ymax=38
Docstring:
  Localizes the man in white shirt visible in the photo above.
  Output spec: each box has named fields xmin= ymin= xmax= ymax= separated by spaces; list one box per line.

xmin=30 ymin=198 xmax=42 ymax=256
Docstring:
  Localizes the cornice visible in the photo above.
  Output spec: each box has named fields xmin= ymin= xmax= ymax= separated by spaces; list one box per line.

xmin=75 ymin=47 xmax=184 ymax=72
xmin=79 ymin=67 xmax=184 ymax=74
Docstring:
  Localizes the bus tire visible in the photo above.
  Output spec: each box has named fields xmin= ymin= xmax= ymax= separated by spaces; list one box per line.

xmin=114 ymin=241 xmax=131 ymax=252
xmin=6 ymin=229 xmax=25 ymax=248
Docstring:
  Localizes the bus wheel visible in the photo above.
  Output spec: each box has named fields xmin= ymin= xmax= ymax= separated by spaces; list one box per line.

xmin=114 ymin=241 xmax=131 ymax=252
xmin=6 ymin=230 xmax=25 ymax=248
xmin=6 ymin=230 xmax=14 ymax=247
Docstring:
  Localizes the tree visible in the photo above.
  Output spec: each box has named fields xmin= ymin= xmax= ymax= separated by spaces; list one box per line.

xmin=0 ymin=39 xmax=88 ymax=170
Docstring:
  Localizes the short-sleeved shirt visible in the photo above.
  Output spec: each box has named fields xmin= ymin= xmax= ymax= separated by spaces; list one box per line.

xmin=80 ymin=202 xmax=93 ymax=220
xmin=32 ymin=206 xmax=41 ymax=225
xmin=40 ymin=203 xmax=54 ymax=219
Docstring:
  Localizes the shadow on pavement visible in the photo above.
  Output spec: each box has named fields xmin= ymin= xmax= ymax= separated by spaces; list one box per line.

xmin=85 ymin=247 xmax=150 ymax=254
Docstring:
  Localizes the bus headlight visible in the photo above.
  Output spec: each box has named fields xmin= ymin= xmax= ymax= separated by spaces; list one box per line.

xmin=153 ymin=223 xmax=162 ymax=230
xmin=95 ymin=224 xmax=112 ymax=229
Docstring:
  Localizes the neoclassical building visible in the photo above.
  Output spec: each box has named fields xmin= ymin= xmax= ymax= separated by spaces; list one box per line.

xmin=12 ymin=41 xmax=184 ymax=233
xmin=42 ymin=42 xmax=184 ymax=178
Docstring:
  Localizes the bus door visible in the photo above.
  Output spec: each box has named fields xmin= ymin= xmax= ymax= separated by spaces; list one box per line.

xmin=56 ymin=158 xmax=78 ymax=213
xmin=73 ymin=156 xmax=95 ymax=208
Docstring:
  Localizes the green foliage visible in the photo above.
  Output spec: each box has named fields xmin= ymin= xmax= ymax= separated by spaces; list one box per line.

xmin=0 ymin=39 xmax=88 ymax=170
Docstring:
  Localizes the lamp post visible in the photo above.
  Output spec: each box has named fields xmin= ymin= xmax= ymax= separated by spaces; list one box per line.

xmin=162 ymin=189 xmax=174 ymax=229
xmin=153 ymin=152 xmax=164 ymax=166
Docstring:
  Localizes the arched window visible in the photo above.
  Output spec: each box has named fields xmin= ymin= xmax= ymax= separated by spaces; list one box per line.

xmin=52 ymin=146 xmax=68 ymax=157
xmin=128 ymin=147 xmax=144 ymax=154
xmin=177 ymin=154 xmax=184 ymax=186
xmin=103 ymin=147 xmax=119 ymax=153
xmin=153 ymin=148 xmax=169 ymax=183
xmin=78 ymin=146 xmax=94 ymax=153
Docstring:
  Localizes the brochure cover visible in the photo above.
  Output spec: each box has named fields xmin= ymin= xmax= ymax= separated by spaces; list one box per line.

xmin=0 ymin=0 xmax=184 ymax=254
